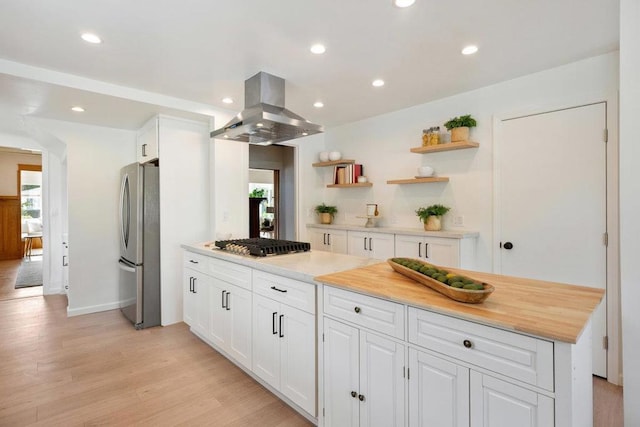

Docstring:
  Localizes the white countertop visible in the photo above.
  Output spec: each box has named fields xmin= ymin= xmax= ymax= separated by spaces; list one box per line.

xmin=181 ymin=242 xmax=381 ymax=283
xmin=306 ymin=223 xmax=479 ymax=239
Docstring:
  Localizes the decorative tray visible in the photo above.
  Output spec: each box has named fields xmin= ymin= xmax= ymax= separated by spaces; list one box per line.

xmin=387 ymin=258 xmax=494 ymax=304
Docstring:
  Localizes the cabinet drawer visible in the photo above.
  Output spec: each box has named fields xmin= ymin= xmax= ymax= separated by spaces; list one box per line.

xmin=208 ymin=257 xmax=252 ymax=290
xmin=408 ymin=307 xmax=554 ymax=391
xmin=324 ymin=286 xmax=405 ymax=340
xmin=253 ymin=270 xmax=316 ymax=314
xmin=183 ymin=251 xmax=208 ymax=274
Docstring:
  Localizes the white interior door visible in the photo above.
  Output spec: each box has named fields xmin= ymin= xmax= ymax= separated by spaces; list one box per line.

xmin=497 ymin=102 xmax=607 ymax=377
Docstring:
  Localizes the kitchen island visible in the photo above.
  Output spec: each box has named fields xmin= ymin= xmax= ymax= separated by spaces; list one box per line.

xmin=181 ymin=243 xmax=603 ymax=427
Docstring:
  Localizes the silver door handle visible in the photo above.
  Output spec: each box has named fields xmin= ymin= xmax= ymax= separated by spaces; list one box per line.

xmin=142 ymin=143 xmax=147 ymax=157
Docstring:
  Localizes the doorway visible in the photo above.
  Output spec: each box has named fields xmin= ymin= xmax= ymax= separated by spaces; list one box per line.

xmin=249 ymin=169 xmax=279 ymax=239
xmin=495 ymin=102 xmax=608 ymax=377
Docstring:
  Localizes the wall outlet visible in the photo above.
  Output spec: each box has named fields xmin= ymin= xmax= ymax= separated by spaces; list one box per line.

xmin=453 ymin=215 xmax=464 ymax=227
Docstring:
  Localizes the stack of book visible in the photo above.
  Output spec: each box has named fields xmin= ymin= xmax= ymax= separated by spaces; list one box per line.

xmin=333 ymin=164 xmax=363 ymax=184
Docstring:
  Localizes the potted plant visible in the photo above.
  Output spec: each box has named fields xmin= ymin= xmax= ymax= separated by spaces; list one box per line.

xmin=315 ymin=203 xmax=338 ymax=225
xmin=443 ymin=114 xmax=477 ymax=143
xmin=416 ymin=204 xmax=450 ymax=231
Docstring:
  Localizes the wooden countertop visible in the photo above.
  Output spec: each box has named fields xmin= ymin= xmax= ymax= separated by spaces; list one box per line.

xmin=314 ymin=262 xmax=604 ymax=343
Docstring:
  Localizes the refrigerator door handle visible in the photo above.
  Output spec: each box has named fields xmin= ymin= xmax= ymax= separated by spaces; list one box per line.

xmin=118 ymin=259 xmax=136 ymax=273
xmin=119 ymin=174 xmax=131 ymax=251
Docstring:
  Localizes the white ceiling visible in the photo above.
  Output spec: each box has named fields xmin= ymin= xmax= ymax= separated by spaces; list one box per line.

xmin=0 ymin=0 xmax=619 ymax=134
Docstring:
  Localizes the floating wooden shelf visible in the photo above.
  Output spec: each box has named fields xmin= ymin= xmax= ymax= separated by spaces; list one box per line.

xmin=312 ymin=159 xmax=356 ymax=167
xmin=410 ymin=141 xmax=479 ymax=154
xmin=386 ymin=177 xmax=450 ymax=185
xmin=327 ymin=182 xmax=373 ymax=188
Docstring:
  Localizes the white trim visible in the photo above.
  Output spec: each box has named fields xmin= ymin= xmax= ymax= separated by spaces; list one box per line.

xmin=67 ymin=301 xmax=121 ymax=317
xmin=492 ymin=94 xmax=621 ymax=385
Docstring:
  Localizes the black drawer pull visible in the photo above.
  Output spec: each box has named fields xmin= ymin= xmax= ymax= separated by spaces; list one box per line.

xmin=354 ymin=306 xmax=361 ymax=314
xmin=463 ymin=339 xmax=472 ymax=348
xmin=279 ymin=314 xmax=284 ymax=338
xmin=358 ymin=394 xmax=365 ymax=402
xmin=221 ymin=290 xmax=226 ymax=308
xmin=189 ymin=259 xmax=199 ymax=264
xmin=270 ymin=286 xmax=288 ymax=293
xmin=351 ymin=391 xmax=357 ymax=398
xmin=272 ymin=312 xmax=278 ymax=334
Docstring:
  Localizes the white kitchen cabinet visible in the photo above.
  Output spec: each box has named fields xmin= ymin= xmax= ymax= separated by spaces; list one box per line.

xmin=470 ymin=372 xmax=554 ymax=427
xmin=252 ymin=273 xmax=317 ymax=416
xmin=347 ymin=231 xmax=395 ymax=260
xmin=137 ymin=116 xmax=159 ymax=163
xmin=309 ymin=227 xmax=347 ymax=254
xmin=209 ymin=276 xmax=253 ymax=370
xmin=409 ymin=348 xmax=469 ymax=427
xmin=395 ymin=234 xmax=476 ymax=269
xmin=323 ymin=318 xmax=405 ymax=427
xmin=183 ymin=252 xmax=211 ymax=337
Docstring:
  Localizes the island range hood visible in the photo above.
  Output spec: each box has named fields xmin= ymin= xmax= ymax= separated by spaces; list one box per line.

xmin=210 ymin=72 xmax=323 ymax=145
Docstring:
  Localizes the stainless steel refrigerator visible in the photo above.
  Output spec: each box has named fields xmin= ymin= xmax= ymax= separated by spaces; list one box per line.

xmin=118 ymin=162 xmax=160 ymax=329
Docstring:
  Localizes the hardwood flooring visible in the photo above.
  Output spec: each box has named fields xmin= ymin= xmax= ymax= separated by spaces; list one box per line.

xmin=0 ymin=257 xmax=42 ymax=301
xmin=0 ymin=276 xmax=623 ymax=426
xmin=0 ymin=295 xmax=311 ymax=426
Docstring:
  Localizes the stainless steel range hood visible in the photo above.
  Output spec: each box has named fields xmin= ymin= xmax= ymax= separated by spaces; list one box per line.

xmin=210 ymin=72 xmax=323 ymax=145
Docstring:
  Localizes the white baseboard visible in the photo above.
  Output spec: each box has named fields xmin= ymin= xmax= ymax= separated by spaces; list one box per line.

xmin=67 ymin=301 xmax=121 ymax=317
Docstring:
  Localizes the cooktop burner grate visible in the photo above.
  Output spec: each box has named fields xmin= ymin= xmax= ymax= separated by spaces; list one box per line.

xmin=214 ymin=238 xmax=311 ymax=257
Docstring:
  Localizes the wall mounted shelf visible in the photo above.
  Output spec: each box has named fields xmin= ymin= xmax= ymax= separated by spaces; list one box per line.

xmin=312 ymin=159 xmax=356 ymax=167
xmin=327 ymin=183 xmax=373 ymax=188
xmin=386 ymin=177 xmax=449 ymax=185
xmin=410 ymin=141 xmax=479 ymax=154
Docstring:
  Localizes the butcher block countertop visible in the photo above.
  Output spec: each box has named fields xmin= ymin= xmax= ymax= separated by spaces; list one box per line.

xmin=315 ymin=262 xmax=604 ymax=343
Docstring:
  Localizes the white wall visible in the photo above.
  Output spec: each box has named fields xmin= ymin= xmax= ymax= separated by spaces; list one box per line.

xmin=213 ymin=139 xmax=249 ymax=240
xmin=319 ymin=52 xmax=618 ymax=272
xmin=620 ymin=0 xmax=640 ymax=423
xmin=0 ymin=150 xmax=41 ymax=195
xmin=158 ymin=116 xmax=210 ymax=326
xmin=36 ymin=118 xmax=136 ymax=315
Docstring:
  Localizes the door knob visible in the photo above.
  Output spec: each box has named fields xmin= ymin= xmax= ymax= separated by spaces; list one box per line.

xmin=351 ymin=391 xmax=357 ymax=398
xmin=503 ymin=242 xmax=514 ymax=250
xmin=358 ymin=394 xmax=365 ymax=402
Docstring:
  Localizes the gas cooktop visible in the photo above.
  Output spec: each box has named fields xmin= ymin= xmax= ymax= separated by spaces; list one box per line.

xmin=214 ymin=238 xmax=311 ymax=257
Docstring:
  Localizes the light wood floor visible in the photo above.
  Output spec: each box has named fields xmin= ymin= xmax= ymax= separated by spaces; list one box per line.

xmin=0 ymin=258 xmax=623 ymax=426
xmin=0 ymin=256 xmax=43 ymax=301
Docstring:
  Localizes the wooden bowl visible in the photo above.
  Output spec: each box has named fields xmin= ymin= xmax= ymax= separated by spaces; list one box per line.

xmin=387 ymin=259 xmax=494 ymax=304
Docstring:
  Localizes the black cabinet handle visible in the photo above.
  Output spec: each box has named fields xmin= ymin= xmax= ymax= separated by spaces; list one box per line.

xmin=192 ymin=277 xmax=197 ymax=293
xmin=189 ymin=259 xmax=199 ymax=264
xmin=503 ymin=241 xmax=514 ymax=250
xmin=425 ymin=243 xmax=429 ymax=259
xmin=226 ymin=292 xmax=231 ymax=310
xmin=323 ymin=233 xmax=327 ymax=245
xmin=270 ymin=286 xmax=288 ymax=293
xmin=358 ymin=394 xmax=365 ymax=402
xmin=189 ymin=277 xmax=194 ymax=293
xmin=351 ymin=391 xmax=357 ymax=398
xmin=142 ymin=143 xmax=147 ymax=157
xmin=221 ymin=290 xmax=226 ymax=308
xmin=327 ymin=233 xmax=331 ymax=245
xmin=463 ymin=339 xmax=472 ymax=348
xmin=364 ymin=237 xmax=367 ymax=251
xmin=272 ymin=312 xmax=278 ymax=335
xmin=279 ymin=314 xmax=284 ymax=338
xmin=418 ymin=242 xmax=422 ymax=258
xmin=62 ymin=255 xmax=68 ymax=266
xmin=354 ymin=306 xmax=361 ymax=314
xmin=369 ymin=237 xmax=372 ymax=251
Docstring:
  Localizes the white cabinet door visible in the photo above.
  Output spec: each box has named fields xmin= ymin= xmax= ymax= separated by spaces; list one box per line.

xmin=209 ymin=277 xmax=228 ymax=349
xmin=470 ymin=372 xmax=554 ymax=427
xmin=423 ymin=237 xmax=460 ymax=268
xmin=137 ymin=117 xmax=159 ymax=163
xmin=368 ymin=232 xmax=395 ymax=260
xmin=348 ymin=231 xmax=370 ymax=258
xmin=360 ymin=331 xmax=405 ymax=427
xmin=227 ymin=284 xmax=253 ymax=369
xmin=183 ymin=268 xmax=197 ymax=327
xmin=309 ymin=228 xmax=347 ymax=254
xmin=395 ymin=234 xmax=424 ymax=260
xmin=310 ymin=228 xmax=329 ymax=252
xmin=192 ymin=272 xmax=210 ymax=337
xmin=324 ymin=318 xmax=360 ymax=427
xmin=328 ymin=230 xmax=348 ymax=254
xmin=409 ymin=348 xmax=469 ymax=427
xmin=252 ymin=294 xmax=281 ymax=390
xmin=280 ymin=304 xmax=316 ymax=415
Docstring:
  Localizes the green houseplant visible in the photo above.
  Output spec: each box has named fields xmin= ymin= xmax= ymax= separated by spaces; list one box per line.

xmin=249 ymin=188 xmax=266 ymax=198
xmin=416 ymin=204 xmax=450 ymax=231
xmin=443 ymin=114 xmax=477 ymax=142
xmin=315 ymin=203 xmax=338 ymax=224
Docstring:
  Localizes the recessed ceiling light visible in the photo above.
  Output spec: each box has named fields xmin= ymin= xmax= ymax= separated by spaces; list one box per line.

xmin=313 ymin=101 xmax=324 ymax=108
xmin=81 ymin=33 xmax=102 ymax=44
xmin=222 ymin=97 xmax=233 ymax=104
xmin=310 ymin=44 xmax=326 ymax=54
xmin=462 ymin=45 xmax=478 ymax=55
xmin=71 ymin=106 xmax=85 ymax=112
xmin=393 ymin=0 xmax=416 ymax=7
xmin=372 ymin=79 xmax=385 ymax=87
